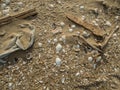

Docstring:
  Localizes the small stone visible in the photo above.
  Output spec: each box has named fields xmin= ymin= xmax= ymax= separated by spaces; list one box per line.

xmin=80 ymin=5 xmax=84 ymax=9
xmin=75 ymin=72 xmax=80 ymax=76
xmin=38 ymin=42 xmax=42 ymax=48
xmin=56 ymin=43 xmax=62 ymax=53
xmin=17 ymin=2 xmax=23 ymax=7
xmin=68 ymin=28 xmax=73 ymax=32
xmin=61 ymin=77 xmax=65 ymax=83
xmin=88 ymin=57 xmax=93 ymax=62
xmin=96 ymin=56 xmax=102 ymax=62
xmin=71 ymin=24 xmax=76 ymax=28
xmin=49 ymin=4 xmax=54 ymax=8
xmin=82 ymin=31 xmax=89 ymax=38
xmin=60 ymin=22 xmax=65 ymax=26
xmin=105 ymin=21 xmax=111 ymax=26
xmin=53 ymin=38 xmax=58 ymax=43
xmin=8 ymin=82 xmax=12 ymax=87
xmin=56 ymin=57 xmax=61 ymax=66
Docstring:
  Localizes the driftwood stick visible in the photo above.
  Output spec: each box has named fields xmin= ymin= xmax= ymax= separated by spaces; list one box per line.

xmin=78 ymin=35 xmax=103 ymax=53
xmin=0 ymin=8 xmax=37 ymax=26
xmin=102 ymin=26 xmax=119 ymax=49
xmin=66 ymin=13 xmax=106 ymax=37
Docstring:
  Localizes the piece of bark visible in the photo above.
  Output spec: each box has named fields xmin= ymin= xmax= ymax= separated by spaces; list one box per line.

xmin=66 ymin=13 xmax=106 ymax=37
xmin=0 ymin=8 xmax=37 ymax=26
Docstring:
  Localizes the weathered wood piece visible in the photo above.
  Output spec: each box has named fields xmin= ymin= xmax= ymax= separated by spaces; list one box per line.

xmin=66 ymin=13 xmax=106 ymax=37
xmin=0 ymin=8 xmax=37 ymax=26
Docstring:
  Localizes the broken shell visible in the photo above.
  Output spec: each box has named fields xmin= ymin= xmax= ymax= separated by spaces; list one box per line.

xmin=80 ymin=5 xmax=84 ymax=9
xmin=56 ymin=57 xmax=61 ymax=66
xmin=17 ymin=2 xmax=24 ymax=7
xmin=56 ymin=43 xmax=62 ymax=53
xmin=53 ymin=38 xmax=58 ymax=43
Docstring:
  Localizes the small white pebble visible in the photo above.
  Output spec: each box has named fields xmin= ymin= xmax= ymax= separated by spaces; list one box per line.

xmin=76 ymin=72 xmax=80 ymax=76
xmin=56 ymin=43 xmax=62 ymax=53
xmin=68 ymin=28 xmax=73 ymax=32
xmin=71 ymin=24 xmax=76 ymax=28
xmin=88 ymin=57 xmax=93 ymax=62
xmin=56 ymin=57 xmax=61 ymax=66
xmin=82 ymin=31 xmax=89 ymax=38
xmin=60 ymin=22 xmax=65 ymax=26
xmin=38 ymin=42 xmax=42 ymax=48
xmin=53 ymin=38 xmax=58 ymax=42
xmin=61 ymin=77 xmax=65 ymax=83
xmin=80 ymin=5 xmax=84 ymax=9
xmin=92 ymin=20 xmax=98 ymax=26
xmin=8 ymin=83 xmax=12 ymax=87
xmin=105 ymin=21 xmax=111 ymax=26
xmin=49 ymin=4 xmax=54 ymax=8
xmin=113 ymin=33 xmax=117 ymax=37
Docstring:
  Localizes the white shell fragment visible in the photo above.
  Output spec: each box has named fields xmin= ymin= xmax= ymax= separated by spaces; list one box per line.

xmin=56 ymin=57 xmax=62 ymax=66
xmin=82 ymin=31 xmax=89 ymax=38
xmin=56 ymin=43 xmax=62 ymax=53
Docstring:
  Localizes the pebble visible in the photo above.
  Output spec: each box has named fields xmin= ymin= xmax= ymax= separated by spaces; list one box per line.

xmin=56 ymin=57 xmax=61 ymax=66
xmin=38 ymin=42 xmax=42 ymax=48
xmin=88 ymin=56 xmax=93 ymax=62
xmin=80 ymin=5 xmax=84 ymax=9
xmin=71 ymin=24 xmax=76 ymax=28
xmin=60 ymin=22 xmax=65 ymax=27
xmin=96 ymin=56 xmax=102 ymax=62
xmin=81 ymin=15 xmax=85 ymax=20
xmin=49 ymin=4 xmax=54 ymax=8
xmin=82 ymin=31 xmax=89 ymax=38
xmin=17 ymin=2 xmax=23 ymax=7
xmin=68 ymin=28 xmax=73 ymax=32
xmin=56 ymin=43 xmax=62 ymax=53
xmin=53 ymin=38 xmax=58 ymax=43
xmin=105 ymin=21 xmax=111 ymax=26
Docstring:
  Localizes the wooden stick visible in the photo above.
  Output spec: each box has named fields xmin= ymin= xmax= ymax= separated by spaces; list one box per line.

xmin=102 ymin=26 xmax=119 ymax=49
xmin=66 ymin=13 xmax=106 ymax=37
xmin=77 ymin=35 xmax=103 ymax=53
xmin=0 ymin=8 xmax=37 ymax=26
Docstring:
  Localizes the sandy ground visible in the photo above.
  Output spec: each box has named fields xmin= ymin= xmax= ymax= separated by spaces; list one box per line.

xmin=0 ymin=0 xmax=120 ymax=90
